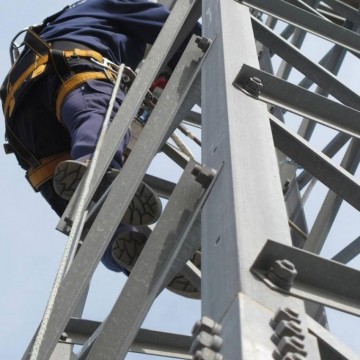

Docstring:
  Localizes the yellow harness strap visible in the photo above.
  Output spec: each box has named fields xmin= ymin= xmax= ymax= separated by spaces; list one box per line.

xmin=56 ymin=70 xmax=115 ymax=121
xmin=26 ymin=151 xmax=71 ymax=191
xmin=64 ymin=48 xmax=104 ymax=63
xmin=4 ymin=48 xmax=107 ymax=120
xmin=4 ymin=54 xmax=50 ymax=118
xmin=4 ymin=47 xmax=116 ymax=190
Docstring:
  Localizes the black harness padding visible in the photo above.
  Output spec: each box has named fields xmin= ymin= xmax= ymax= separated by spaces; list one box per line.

xmin=4 ymin=124 xmax=41 ymax=167
xmin=23 ymin=28 xmax=50 ymax=56
xmin=50 ymin=48 xmax=74 ymax=82
xmin=1 ymin=20 xmax=105 ymax=170
xmin=1 ymin=7 xmax=70 ymax=167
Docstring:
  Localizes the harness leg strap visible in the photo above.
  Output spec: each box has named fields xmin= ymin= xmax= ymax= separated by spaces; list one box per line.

xmin=26 ymin=152 xmax=71 ymax=191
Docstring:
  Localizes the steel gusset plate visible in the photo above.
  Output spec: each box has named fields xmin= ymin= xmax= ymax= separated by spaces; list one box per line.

xmin=251 ymin=239 xmax=360 ymax=317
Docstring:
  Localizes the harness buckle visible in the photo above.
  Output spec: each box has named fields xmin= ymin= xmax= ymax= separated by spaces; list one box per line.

xmin=89 ymin=58 xmax=136 ymax=90
xmin=89 ymin=57 xmax=119 ymax=82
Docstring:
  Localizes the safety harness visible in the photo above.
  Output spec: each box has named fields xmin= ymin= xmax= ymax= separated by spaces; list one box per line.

xmin=4 ymin=30 xmax=118 ymax=122
xmin=1 ymin=20 xmax=133 ymax=191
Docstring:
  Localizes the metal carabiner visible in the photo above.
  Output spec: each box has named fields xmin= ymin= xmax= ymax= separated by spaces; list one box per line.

xmin=9 ymin=28 xmax=28 ymax=65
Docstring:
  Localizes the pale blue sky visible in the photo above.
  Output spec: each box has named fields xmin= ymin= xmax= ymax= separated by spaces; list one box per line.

xmin=0 ymin=1 xmax=359 ymax=359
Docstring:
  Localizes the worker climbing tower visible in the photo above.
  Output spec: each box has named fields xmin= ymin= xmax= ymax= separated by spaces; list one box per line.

xmin=22 ymin=0 xmax=360 ymax=359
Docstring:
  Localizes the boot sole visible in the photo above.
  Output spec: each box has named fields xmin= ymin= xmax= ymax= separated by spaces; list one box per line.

xmin=112 ymin=229 xmax=201 ymax=299
xmin=53 ymin=160 xmax=162 ymax=226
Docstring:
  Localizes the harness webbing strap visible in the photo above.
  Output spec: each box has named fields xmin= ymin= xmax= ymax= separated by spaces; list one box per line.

xmin=56 ymin=71 xmax=115 ymax=121
xmin=4 ymin=54 xmax=50 ymax=118
xmin=26 ymin=151 xmax=71 ymax=191
xmin=24 ymin=28 xmax=50 ymax=56
xmin=3 ymin=28 xmax=118 ymax=190
xmin=50 ymin=48 xmax=74 ymax=83
xmin=4 ymin=49 xmax=107 ymax=120
xmin=65 ymin=48 xmax=105 ymax=63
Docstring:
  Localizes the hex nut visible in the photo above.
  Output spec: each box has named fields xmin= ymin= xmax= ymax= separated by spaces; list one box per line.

xmin=268 ymin=259 xmax=298 ymax=290
xmin=194 ymin=348 xmax=223 ymax=360
xmin=192 ymin=316 xmax=223 ymax=336
xmin=190 ymin=332 xmax=223 ymax=354
xmin=245 ymin=76 xmax=263 ymax=96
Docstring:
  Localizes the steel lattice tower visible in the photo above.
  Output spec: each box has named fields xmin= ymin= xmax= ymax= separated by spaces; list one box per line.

xmin=23 ymin=0 xmax=360 ymax=359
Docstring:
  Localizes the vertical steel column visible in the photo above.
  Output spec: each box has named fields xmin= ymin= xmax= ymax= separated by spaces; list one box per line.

xmin=201 ymin=1 xmax=318 ymax=358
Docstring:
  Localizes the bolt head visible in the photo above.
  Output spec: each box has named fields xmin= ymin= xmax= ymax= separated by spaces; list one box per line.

xmin=59 ymin=332 xmax=68 ymax=341
xmin=271 ymin=307 xmax=301 ymax=329
xmin=191 ymin=332 xmax=223 ymax=354
xmin=282 ymin=353 xmax=307 ymax=360
xmin=192 ymin=316 xmax=222 ymax=336
xmin=194 ymin=348 xmax=223 ymax=360
xmin=191 ymin=166 xmax=217 ymax=189
xmin=195 ymin=36 xmax=212 ymax=51
xmin=275 ymin=320 xmax=304 ymax=340
xmin=277 ymin=336 xmax=307 ymax=357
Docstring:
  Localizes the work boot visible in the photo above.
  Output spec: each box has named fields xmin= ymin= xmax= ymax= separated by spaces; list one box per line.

xmin=101 ymin=224 xmax=150 ymax=273
xmin=53 ymin=160 xmax=162 ymax=226
xmin=166 ymin=250 xmax=201 ymax=299
xmin=110 ymin=227 xmax=201 ymax=299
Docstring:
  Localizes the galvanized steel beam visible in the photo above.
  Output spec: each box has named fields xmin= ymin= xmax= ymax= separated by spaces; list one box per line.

xmin=251 ymin=239 xmax=360 ymax=316
xmin=270 ymin=114 xmax=360 ymax=212
xmin=234 ymin=65 xmax=360 ymax=138
xmin=251 ymin=16 xmax=360 ymax=109
xmin=201 ymin=1 xmax=320 ymax=358
xmin=236 ymin=0 xmax=360 ymax=54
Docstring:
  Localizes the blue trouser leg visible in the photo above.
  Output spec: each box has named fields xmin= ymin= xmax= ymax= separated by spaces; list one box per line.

xmin=60 ymin=79 xmax=130 ymax=169
xmin=59 ymin=79 xmax=131 ymax=272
